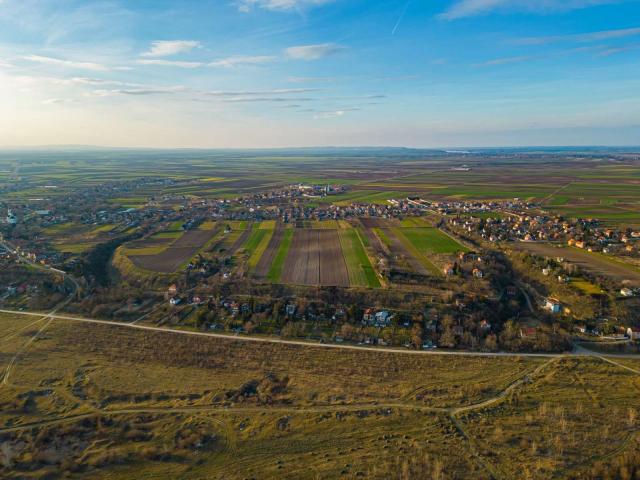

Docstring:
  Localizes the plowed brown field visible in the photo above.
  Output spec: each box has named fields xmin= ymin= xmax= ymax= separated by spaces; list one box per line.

xmin=130 ymin=228 xmax=219 ymax=273
xmin=254 ymin=226 xmax=284 ymax=279
xmin=281 ymin=229 xmax=349 ymax=286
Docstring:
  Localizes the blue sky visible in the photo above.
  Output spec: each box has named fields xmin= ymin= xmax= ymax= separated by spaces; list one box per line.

xmin=1 ymin=0 xmax=639 ymax=147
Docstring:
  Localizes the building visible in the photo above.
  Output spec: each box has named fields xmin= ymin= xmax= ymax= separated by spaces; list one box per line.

xmin=544 ymin=298 xmax=562 ymax=314
xmin=626 ymin=327 xmax=640 ymax=340
xmin=5 ymin=209 xmax=17 ymax=225
xmin=520 ymin=327 xmax=538 ymax=338
xmin=374 ymin=311 xmax=392 ymax=327
xmin=167 ymin=284 xmax=178 ymax=297
xmin=620 ymin=288 xmax=635 ymax=298
xmin=362 ymin=308 xmax=375 ymax=323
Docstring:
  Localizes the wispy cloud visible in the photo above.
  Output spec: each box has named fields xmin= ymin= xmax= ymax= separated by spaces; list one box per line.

xmin=22 ymin=54 xmax=111 ymax=72
xmin=222 ymin=96 xmax=314 ymax=103
xmin=439 ymin=0 xmax=621 ymax=20
xmin=138 ymin=59 xmax=205 ymax=68
xmin=42 ymin=97 xmax=78 ymax=105
xmin=236 ymin=0 xmax=335 ymax=13
xmin=474 ymin=55 xmax=536 ymax=66
xmin=313 ymin=108 xmax=360 ymax=119
xmin=141 ymin=40 xmax=201 ymax=57
xmin=205 ymin=88 xmax=319 ymax=96
xmin=515 ymin=26 xmax=640 ymax=45
xmin=285 ymin=43 xmax=344 ymax=60
xmin=90 ymin=86 xmax=186 ymax=97
xmin=597 ymin=42 xmax=640 ymax=56
xmin=209 ymin=55 xmax=276 ymax=67
xmin=287 ymin=76 xmax=343 ymax=83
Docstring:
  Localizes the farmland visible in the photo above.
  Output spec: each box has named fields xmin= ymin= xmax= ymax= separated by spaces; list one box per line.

xmin=114 ymin=216 xmax=464 ymax=289
xmin=126 ymin=226 xmax=222 ymax=274
xmin=514 ymin=242 xmax=640 ymax=287
xmin=2 ymin=312 xmax=640 ymax=479
xmin=279 ymin=229 xmax=348 ymax=287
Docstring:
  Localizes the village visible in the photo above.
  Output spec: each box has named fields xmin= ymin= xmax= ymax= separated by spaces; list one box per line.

xmin=1 ymin=177 xmax=639 ymax=354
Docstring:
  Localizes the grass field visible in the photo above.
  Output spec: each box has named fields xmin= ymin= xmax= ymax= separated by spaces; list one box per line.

xmin=571 ymin=279 xmax=604 ymax=295
xmin=399 ymin=227 xmax=468 ymax=254
xmin=338 ymin=228 xmax=380 ymax=288
xmin=244 ymin=228 xmax=274 ymax=271
xmin=2 ymin=313 xmax=640 ymax=479
xmin=267 ymin=229 xmax=294 ymax=282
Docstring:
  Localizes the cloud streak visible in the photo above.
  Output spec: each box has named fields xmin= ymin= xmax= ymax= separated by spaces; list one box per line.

xmin=22 ymin=54 xmax=111 ymax=72
xmin=236 ymin=0 xmax=335 ymax=13
xmin=515 ymin=26 xmax=640 ymax=45
xmin=439 ymin=0 xmax=621 ymax=20
xmin=209 ymin=55 xmax=276 ymax=67
xmin=285 ymin=43 xmax=344 ymax=60
xmin=141 ymin=40 xmax=201 ymax=57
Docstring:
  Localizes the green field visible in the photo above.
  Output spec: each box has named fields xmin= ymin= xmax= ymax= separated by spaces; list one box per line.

xmin=399 ymin=227 xmax=468 ymax=254
xmin=571 ymin=279 xmax=604 ymax=295
xmin=338 ymin=228 xmax=380 ymax=288
xmin=267 ymin=229 xmax=293 ymax=282
xmin=245 ymin=229 xmax=274 ymax=271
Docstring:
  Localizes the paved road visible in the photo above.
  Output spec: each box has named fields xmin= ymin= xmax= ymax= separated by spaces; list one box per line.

xmin=3 ymin=307 xmax=640 ymax=360
xmin=0 ymin=308 xmax=563 ymax=358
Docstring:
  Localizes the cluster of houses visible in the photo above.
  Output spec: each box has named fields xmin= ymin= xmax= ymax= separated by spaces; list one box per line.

xmin=362 ymin=308 xmax=393 ymax=327
xmin=447 ymin=209 xmax=639 ymax=256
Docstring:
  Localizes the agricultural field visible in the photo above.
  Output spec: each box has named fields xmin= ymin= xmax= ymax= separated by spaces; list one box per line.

xmin=2 ymin=312 xmax=640 ymax=479
xmin=279 ymin=229 xmax=349 ymax=287
xmin=514 ymin=242 xmax=640 ymax=287
xmin=338 ymin=228 xmax=380 ymax=288
xmin=124 ymin=224 xmax=222 ymax=274
xmin=41 ymin=221 xmax=121 ymax=255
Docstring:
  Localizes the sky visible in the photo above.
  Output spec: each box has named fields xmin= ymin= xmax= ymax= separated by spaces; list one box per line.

xmin=1 ymin=0 xmax=640 ymax=148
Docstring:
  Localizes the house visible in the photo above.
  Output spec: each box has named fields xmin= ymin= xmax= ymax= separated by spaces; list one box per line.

xmin=191 ymin=296 xmax=204 ymax=305
xmin=374 ymin=311 xmax=392 ymax=326
xmin=167 ymin=284 xmax=178 ymax=298
xmin=285 ymin=303 xmax=297 ymax=317
xmin=574 ymin=324 xmax=587 ymax=334
xmin=443 ymin=264 xmax=455 ymax=276
xmin=544 ymin=298 xmax=562 ymax=314
xmin=520 ymin=327 xmax=537 ymax=338
xmin=362 ymin=308 xmax=375 ymax=323
xmin=472 ymin=268 xmax=484 ymax=279
xmin=620 ymin=288 xmax=635 ymax=298
xmin=479 ymin=320 xmax=491 ymax=331
xmin=627 ymin=327 xmax=640 ymax=340
xmin=169 ymin=297 xmax=181 ymax=306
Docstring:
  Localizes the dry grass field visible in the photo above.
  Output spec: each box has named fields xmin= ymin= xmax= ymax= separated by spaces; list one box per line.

xmin=514 ymin=242 xmax=640 ymax=287
xmin=2 ymin=311 xmax=640 ymax=479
